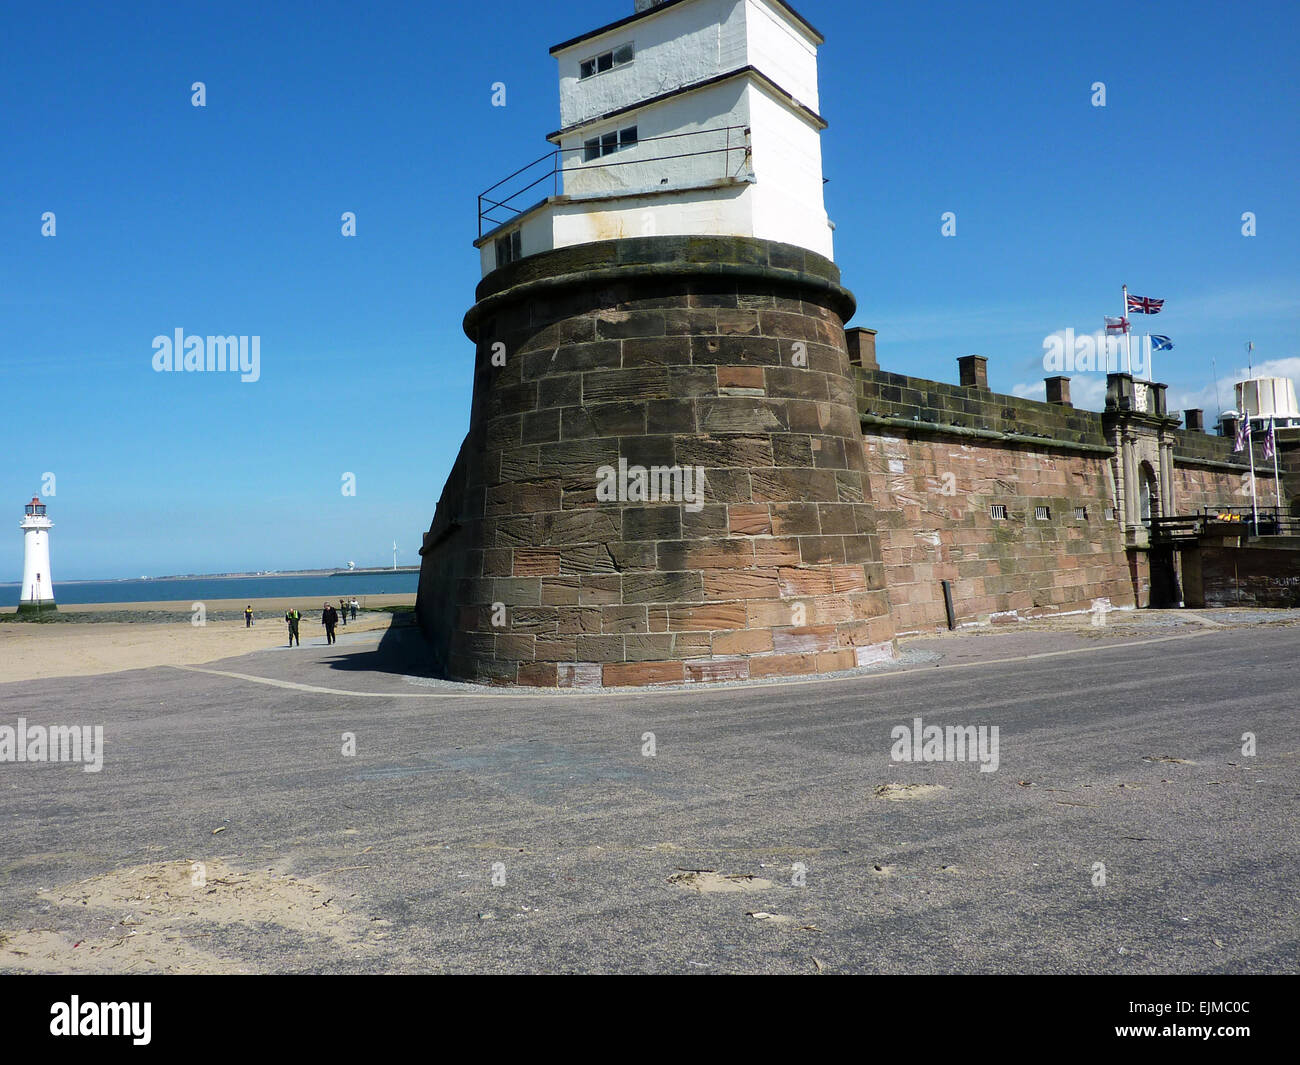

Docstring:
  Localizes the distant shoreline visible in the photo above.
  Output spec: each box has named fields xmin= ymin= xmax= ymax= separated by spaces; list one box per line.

xmin=1 ymin=593 xmax=417 ymax=618
xmin=0 ymin=567 xmax=421 ymax=586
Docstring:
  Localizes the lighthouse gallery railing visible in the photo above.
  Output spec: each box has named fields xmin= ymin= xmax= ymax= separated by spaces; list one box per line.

xmin=477 ymin=125 xmax=752 ymax=239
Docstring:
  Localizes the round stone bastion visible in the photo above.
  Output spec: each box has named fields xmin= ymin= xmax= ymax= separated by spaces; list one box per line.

xmin=415 ymin=235 xmax=897 ymax=686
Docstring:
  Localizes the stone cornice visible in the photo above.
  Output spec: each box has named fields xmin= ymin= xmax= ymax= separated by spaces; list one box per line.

xmin=465 ymin=236 xmax=854 ymax=340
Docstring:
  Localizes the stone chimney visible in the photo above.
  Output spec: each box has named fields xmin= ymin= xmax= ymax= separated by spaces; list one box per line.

xmin=958 ymin=355 xmax=988 ymax=389
xmin=845 ymin=327 xmax=878 ymax=370
xmin=1149 ymin=382 xmax=1168 ymax=416
xmin=1184 ymin=408 xmax=1204 ymax=432
xmin=1045 ymin=376 xmax=1071 ymax=406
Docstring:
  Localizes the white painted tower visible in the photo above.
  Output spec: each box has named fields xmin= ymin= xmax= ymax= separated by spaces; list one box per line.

xmin=1236 ymin=377 xmax=1300 ymax=430
xmin=18 ymin=496 xmax=56 ymax=614
xmin=477 ymin=0 xmax=834 ymax=274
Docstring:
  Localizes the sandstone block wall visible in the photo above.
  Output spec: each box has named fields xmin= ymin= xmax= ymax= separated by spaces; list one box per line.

xmin=854 ymin=368 xmax=1134 ymax=632
xmin=1173 ymin=463 xmax=1252 ymax=513
xmin=1184 ymin=543 xmax=1300 ymax=607
xmin=1170 ymin=427 xmax=1281 ymax=513
xmin=416 ymin=236 xmax=896 ymax=686
xmin=857 ymin=369 xmax=1107 ymax=444
xmin=862 ymin=434 xmax=1136 ymax=632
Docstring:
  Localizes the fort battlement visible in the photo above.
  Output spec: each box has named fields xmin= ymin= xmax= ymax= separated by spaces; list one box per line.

xmin=417 ymin=235 xmax=897 ymax=686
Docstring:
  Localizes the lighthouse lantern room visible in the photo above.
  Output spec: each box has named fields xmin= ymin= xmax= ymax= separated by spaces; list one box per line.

xmin=477 ymin=0 xmax=833 ymax=275
xmin=18 ymin=496 xmax=56 ymax=614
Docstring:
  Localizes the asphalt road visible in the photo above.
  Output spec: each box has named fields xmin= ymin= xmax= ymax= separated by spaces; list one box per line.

xmin=1 ymin=619 xmax=1296 ymax=974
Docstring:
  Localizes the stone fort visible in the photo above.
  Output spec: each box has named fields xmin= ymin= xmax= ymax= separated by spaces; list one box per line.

xmin=416 ymin=0 xmax=1300 ymax=686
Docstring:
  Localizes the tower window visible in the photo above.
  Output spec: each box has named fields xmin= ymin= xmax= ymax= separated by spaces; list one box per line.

xmin=990 ymin=504 xmax=1008 ymax=521
xmin=579 ymin=43 xmax=634 ymax=80
xmin=495 ymin=229 xmax=522 ymax=268
xmin=1074 ymin=506 xmax=1088 ymax=520
xmin=1035 ymin=506 xmax=1051 ymax=520
xmin=583 ymin=125 xmax=638 ymax=162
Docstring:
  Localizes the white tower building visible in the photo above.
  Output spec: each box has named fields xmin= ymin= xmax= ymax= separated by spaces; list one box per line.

xmin=477 ymin=0 xmax=833 ymax=274
xmin=1236 ymin=376 xmax=1300 ymax=430
xmin=18 ymin=496 xmax=56 ymax=614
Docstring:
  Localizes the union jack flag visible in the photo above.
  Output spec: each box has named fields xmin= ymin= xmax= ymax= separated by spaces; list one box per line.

xmin=1104 ymin=316 xmax=1129 ymax=333
xmin=1126 ymin=293 xmax=1165 ymax=314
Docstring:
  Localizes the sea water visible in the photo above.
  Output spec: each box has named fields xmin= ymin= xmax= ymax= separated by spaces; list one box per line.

xmin=0 ymin=572 xmax=419 ymax=607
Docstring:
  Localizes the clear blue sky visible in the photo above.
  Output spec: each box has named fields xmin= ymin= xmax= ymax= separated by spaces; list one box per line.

xmin=3 ymin=0 xmax=1296 ymax=579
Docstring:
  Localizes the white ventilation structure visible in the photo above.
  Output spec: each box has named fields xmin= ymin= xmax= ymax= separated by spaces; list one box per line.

xmin=1237 ymin=377 xmax=1300 ymax=428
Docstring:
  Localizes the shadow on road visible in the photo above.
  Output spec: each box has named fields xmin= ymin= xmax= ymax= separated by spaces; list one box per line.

xmin=323 ymin=613 xmax=440 ymax=678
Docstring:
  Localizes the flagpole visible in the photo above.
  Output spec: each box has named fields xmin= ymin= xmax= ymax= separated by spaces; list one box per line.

xmin=1122 ymin=284 xmax=1132 ymax=374
xmin=1247 ymin=420 xmax=1259 ymax=531
xmin=1271 ymin=418 xmax=1282 ymax=510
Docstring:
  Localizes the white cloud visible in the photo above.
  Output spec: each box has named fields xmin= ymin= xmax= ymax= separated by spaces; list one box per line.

xmin=1011 ymin=326 xmax=1130 ymax=410
xmin=1012 ymin=374 xmax=1109 ymax=411
xmin=1168 ymin=357 xmax=1300 ymax=418
xmin=1012 ymin=354 xmax=1300 ymax=423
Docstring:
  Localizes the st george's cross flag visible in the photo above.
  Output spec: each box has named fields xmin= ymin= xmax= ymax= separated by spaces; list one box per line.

xmin=1263 ymin=418 xmax=1276 ymax=462
xmin=1104 ymin=316 xmax=1130 ymax=333
xmin=1126 ymin=293 xmax=1165 ymax=314
xmin=1234 ymin=414 xmax=1251 ymax=454
xmin=1150 ymin=335 xmax=1174 ymax=351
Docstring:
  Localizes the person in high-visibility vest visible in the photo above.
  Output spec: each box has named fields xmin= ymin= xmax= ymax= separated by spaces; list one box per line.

xmin=244 ymin=604 xmax=253 ymax=628
xmin=285 ymin=608 xmax=301 ymax=647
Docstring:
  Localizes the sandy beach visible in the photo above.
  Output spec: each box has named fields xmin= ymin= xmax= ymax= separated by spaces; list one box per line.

xmin=0 ymin=594 xmax=415 ymax=684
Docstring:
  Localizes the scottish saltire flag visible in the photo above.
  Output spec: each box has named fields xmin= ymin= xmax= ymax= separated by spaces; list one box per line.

xmin=1126 ymin=293 xmax=1165 ymax=314
xmin=1151 ymin=335 xmax=1174 ymax=350
xmin=1234 ymin=414 xmax=1250 ymax=453
xmin=1104 ymin=316 xmax=1130 ymax=334
xmin=1263 ymin=418 xmax=1276 ymax=461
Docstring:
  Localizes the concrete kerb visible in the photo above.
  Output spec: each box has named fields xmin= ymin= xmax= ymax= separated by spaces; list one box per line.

xmin=170 ymin=624 xmax=1227 ymax=700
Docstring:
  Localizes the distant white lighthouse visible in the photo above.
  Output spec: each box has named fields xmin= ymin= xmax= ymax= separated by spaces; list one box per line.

xmin=18 ymin=496 xmax=56 ymax=614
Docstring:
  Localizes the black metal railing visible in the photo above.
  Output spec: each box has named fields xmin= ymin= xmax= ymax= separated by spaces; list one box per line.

xmin=477 ymin=125 xmax=752 ymax=238
xmin=1151 ymin=505 xmax=1300 ymax=542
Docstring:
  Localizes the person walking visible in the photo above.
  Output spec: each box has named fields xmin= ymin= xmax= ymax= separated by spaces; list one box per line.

xmin=322 ymin=602 xmax=338 ymax=645
xmin=244 ymin=604 xmax=253 ymax=628
xmin=285 ymin=608 xmax=301 ymax=647
xmin=338 ymin=598 xmax=348 ymax=626
xmin=350 ymin=598 xmax=358 ymax=622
